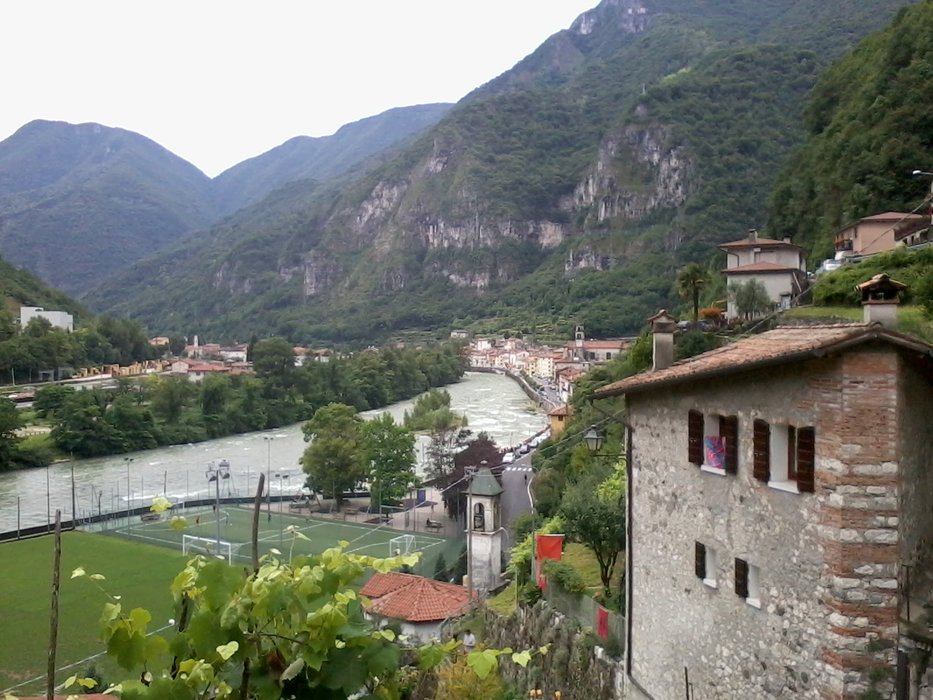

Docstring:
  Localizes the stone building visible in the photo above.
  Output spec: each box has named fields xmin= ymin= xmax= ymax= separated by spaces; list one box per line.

xmin=593 ymin=311 xmax=933 ymax=699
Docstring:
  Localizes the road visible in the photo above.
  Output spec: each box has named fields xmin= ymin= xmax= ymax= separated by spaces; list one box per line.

xmin=499 ymin=449 xmax=535 ymax=531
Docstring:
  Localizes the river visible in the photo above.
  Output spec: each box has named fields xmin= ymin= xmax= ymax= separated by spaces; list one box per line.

xmin=0 ymin=372 xmax=546 ymax=532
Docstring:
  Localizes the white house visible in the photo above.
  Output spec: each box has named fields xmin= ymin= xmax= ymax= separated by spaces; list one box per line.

xmin=19 ymin=306 xmax=74 ymax=332
xmin=719 ymin=229 xmax=807 ymax=318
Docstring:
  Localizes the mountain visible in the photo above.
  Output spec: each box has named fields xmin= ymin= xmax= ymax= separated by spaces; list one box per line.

xmin=0 ymin=253 xmax=84 ymax=320
xmin=0 ymin=106 xmax=452 ymax=299
xmin=212 ymin=104 xmax=453 ymax=217
xmin=768 ymin=1 xmax=933 ymax=259
xmin=86 ymin=0 xmax=916 ymax=343
xmin=0 ymin=120 xmax=216 ymax=296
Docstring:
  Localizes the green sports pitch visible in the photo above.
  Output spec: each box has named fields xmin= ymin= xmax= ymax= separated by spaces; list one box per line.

xmin=102 ymin=506 xmax=461 ymax=580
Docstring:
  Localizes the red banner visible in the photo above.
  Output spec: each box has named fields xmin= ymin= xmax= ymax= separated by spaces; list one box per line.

xmin=535 ymin=533 xmax=564 ymax=588
xmin=596 ymin=606 xmax=609 ymax=639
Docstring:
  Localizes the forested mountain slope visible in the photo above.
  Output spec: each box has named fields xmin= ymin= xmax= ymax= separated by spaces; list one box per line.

xmin=0 ymin=105 xmax=451 ymax=298
xmin=86 ymin=0 xmax=916 ymax=343
xmin=0 ymin=120 xmax=215 ymax=296
xmin=768 ymin=1 xmax=933 ymax=259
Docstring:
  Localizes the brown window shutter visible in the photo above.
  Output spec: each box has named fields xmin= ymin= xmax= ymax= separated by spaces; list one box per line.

xmin=753 ymin=419 xmax=770 ymax=482
xmin=720 ymin=415 xmax=738 ymax=474
xmin=787 ymin=425 xmax=798 ymax=480
xmin=735 ymin=558 xmax=749 ymax=598
xmin=688 ymin=410 xmax=703 ymax=465
xmin=796 ymin=427 xmax=815 ymax=493
xmin=695 ymin=541 xmax=706 ymax=579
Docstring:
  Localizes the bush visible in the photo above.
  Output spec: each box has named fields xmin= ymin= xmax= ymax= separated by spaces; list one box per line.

xmin=541 ymin=560 xmax=586 ymax=594
xmin=519 ymin=581 xmax=542 ymax=606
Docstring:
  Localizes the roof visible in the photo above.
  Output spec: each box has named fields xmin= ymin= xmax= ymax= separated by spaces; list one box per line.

xmin=719 ymin=236 xmax=802 ymax=250
xmin=859 ymin=212 xmax=926 ymax=222
xmin=468 ymin=467 xmax=503 ymax=496
xmin=724 ymin=262 xmax=800 ymax=273
xmin=548 ymin=404 xmax=573 ymax=417
xmin=593 ymin=324 xmax=933 ymax=399
xmin=360 ymin=572 xmax=472 ymax=622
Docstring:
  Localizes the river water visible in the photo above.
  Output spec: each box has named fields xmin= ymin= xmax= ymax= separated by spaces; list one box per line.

xmin=0 ymin=372 xmax=545 ymax=531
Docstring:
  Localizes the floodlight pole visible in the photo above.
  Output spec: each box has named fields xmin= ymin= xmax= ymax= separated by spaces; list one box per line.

xmin=264 ymin=436 xmax=273 ymax=522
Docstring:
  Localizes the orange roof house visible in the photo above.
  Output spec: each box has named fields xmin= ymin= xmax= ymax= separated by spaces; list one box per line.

xmin=360 ymin=572 xmax=472 ymax=642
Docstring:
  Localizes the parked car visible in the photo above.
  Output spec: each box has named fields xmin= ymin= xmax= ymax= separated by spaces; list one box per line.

xmin=502 ymin=452 xmax=516 ymax=464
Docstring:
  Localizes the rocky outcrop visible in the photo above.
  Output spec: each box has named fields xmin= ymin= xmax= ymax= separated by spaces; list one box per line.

xmin=571 ymin=0 xmax=650 ymax=37
xmin=573 ymin=125 xmax=690 ymax=225
xmin=302 ymin=252 xmax=343 ymax=296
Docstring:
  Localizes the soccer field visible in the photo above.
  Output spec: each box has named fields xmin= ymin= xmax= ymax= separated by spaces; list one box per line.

xmin=0 ymin=532 xmax=182 ymax=695
xmin=103 ymin=506 xmax=462 ymax=580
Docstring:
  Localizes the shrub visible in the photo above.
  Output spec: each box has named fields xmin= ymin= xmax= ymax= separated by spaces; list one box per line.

xmin=541 ymin=560 xmax=586 ymax=594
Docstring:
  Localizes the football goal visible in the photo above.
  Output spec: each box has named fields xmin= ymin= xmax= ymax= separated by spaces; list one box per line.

xmin=182 ymin=534 xmax=236 ymax=564
xmin=389 ymin=534 xmax=417 ymax=557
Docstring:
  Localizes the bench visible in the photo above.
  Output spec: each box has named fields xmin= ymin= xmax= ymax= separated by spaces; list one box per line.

xmin=140 ymin=512 xmax=161 ymax=522
xmin=425 ymin=519 xmax=443 ymax=531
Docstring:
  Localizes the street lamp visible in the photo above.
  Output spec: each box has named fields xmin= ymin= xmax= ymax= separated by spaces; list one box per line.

xmin=206 ymin=460 xmax=230 ymax=552
xmin=583 ymin=427 xmax=604 ymax=452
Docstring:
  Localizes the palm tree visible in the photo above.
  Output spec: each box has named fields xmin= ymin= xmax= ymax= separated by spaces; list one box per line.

xmin=677 ymin=263 xmax=707 ymax=324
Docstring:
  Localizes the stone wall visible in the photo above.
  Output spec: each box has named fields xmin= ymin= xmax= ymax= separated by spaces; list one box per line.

xmin=481 ymin=602 xmax=624 ymax=700
xmin=624 ymin=346 xmax=915 ymax=700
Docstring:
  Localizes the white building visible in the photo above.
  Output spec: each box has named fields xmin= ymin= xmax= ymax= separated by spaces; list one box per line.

xmin=19 ymin=306 xmax=74 ymax=332
xmin=719 ymin=229 xmax=807 ymax=319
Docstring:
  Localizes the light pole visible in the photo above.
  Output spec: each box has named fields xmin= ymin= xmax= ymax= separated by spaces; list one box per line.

xmin=263 ymin=436 xmax=274 ymax=522
xmin=123 ymin=457 xmax=134 ymax=528
xmin=275 ymin=473 xmax=290 ymax=546
xmin=206 ymin=460 xmax=229 ymax=553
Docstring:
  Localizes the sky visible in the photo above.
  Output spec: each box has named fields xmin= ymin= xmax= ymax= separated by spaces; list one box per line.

xmin=1 ymin=1 xmax=598 ymax=177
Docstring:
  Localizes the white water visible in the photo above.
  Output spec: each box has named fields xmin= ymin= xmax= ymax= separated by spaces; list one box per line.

xmin=0 ymin=372 xmax=545 ymax=531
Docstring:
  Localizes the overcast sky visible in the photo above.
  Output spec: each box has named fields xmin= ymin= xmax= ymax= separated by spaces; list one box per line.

xmin=1 ymin=1 xmax=598 ymax=176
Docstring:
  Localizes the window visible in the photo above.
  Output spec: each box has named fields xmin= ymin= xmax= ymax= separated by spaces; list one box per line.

xmin=753 ymin=420 xmax=814 ymax=493
xmin=695 ymin=541 xmax=718 ymax=588
xmin=472 ymin=503 xmax=485 ymax=530
xmin=688 ymin=410 xmax=738 ymax=474
xmin=735 ymin=558 xmax=761 ymax=608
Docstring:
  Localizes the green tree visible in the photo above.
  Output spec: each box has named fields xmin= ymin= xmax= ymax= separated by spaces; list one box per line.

xmin=729 ymin=279 xmax=772 ymax=319
xmin=361 ymin=413 xmax=416 ymax=509
xmin=559 ymin=467 xmax=626 ymax=597
xmin=252 ymin=337 xmax=296 ymax=386
xmin=0 ymin=398 xmax=24 ymax=471
xmin=301 ymin=403 xmax=366 ymax=506
xmin=149 ymin=375 xmax=196 ymax=424
xmin=33 ymin=384 xmax=77 ymax=419
xmin=168 ymin=335 xmax=187 ymax=357
xmin=676 ymin=262 xmax=707 ymax=324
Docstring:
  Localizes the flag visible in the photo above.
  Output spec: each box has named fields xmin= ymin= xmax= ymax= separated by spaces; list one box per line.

xmin=535 ymin=533 xmax=564 ymax=589
xmin=596 ymin=606 xmax=609 ymax=639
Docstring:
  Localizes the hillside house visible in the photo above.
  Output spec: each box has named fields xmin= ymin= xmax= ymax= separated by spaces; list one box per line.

xmin=834 ymin=212 xmax=928 ymax=258
xmin=170 ymin=360 xmax=230 ymax=382
xmin=719 ymin=229 xmax=807 ymax=318
xmin=594 ymin=306 xmax=933 ymax=699
xmin=19 ymin=306 xmax=73 ymax=332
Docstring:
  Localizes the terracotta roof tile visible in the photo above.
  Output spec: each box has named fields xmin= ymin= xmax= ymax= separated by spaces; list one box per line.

xmin=719 ymin=237 xmax=801 ymax=249
xmin=360 ymin=573 xmax=471 ymax=622
xmin=548 ymin=404 xmax=573 ymax=417
xmin=593 ymin=324 xmax=933 ymax=399
xmin=859 ymin=212 xmax=926 ymax=222
xmin=725 ymin=262 xmax=799 ymax=273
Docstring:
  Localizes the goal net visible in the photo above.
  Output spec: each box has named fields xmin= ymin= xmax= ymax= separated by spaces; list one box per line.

xmin=389 ymin=534 xmax=417 ymax=557
xmin=182 ymin=534 xmax=235 ymax=564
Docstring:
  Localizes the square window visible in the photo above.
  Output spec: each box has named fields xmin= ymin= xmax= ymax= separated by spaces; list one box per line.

xmin=689 ymin=411 xmax=737 ymax=474
xmin=754 ymin=420 xmax=815 ymax=493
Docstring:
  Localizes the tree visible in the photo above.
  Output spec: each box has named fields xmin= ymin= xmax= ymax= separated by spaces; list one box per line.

xmin=149 ymin=376 xmax=196 ymax=425
xmin=729 ymin=279 xmax=773 ymax=319
xmin=677 ymin=262 xmax=707 ymax=324
xmin=301 ymin=403 xmax=366 ymax=506
xmin=559 ymin=466 xmax=626 ymax=597
xmin=361 ymin=413 xmax=416 ymax=510
xmin=0 ymin=398 xmax=24 ymax=470
xmin=252 ymin=337 xmax=296 ymax=386
xmin=168 ymin=335 xmax=187 ymax=357
xmin=404 ymin=390 xmax=466 ymax=482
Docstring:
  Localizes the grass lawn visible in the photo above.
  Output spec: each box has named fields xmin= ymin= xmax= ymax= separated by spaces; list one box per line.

xmin=0 ymin=531 xmax=184 ymax=694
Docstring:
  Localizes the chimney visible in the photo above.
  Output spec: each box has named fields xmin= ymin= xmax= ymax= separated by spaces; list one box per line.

xmin=647 ymin=309 xmax=677 ymax=371
xmin=748 ymin=228 xmax=758 ymax=242
xmin=856 ymin=273 xmax=905 ymax=330
xmin=782 ymin=236 xmax=792 ymax=244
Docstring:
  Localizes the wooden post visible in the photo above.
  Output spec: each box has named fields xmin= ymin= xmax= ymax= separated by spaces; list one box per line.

xmin=47 ymin=510 xmax=62 ymax=700
xmin=252 ymin=473 xmax=265 ymax=571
